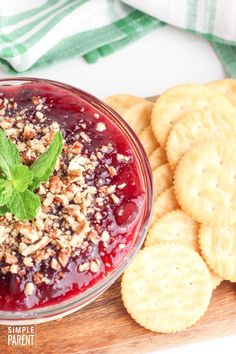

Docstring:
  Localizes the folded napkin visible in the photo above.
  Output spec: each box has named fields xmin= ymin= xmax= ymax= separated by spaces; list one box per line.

xmin=0 ymin=0 xmax=236 ymax=76
xmin=0 ymin=0 xmax=160 ymax=72
xmin=123 ymin=0 xmax=236 ymax=77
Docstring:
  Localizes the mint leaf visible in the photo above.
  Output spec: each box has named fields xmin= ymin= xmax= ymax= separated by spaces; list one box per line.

xmin=30 ymin=132 xmax=63 ymax=190
xmin=7 ymin=189 xmax=40 ymax=221
xmin=0 ymin=205 xmax=9 ymax=215
xmin=0 ymin=179 xmax=13 ymax=206
xmin=11 ymin=165 xmax=33 ymax=192
xmin=0 ymin=129 xmax=21 ymax=178
xmin=0 ymin=129 xmax=63 ymax=221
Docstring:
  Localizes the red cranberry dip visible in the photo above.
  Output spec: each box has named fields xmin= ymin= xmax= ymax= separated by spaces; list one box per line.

xmin=0 ymin=79 xmax=152 ymax=314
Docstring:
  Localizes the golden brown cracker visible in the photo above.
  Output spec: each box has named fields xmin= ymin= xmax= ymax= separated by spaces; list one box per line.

xmin=103 ymin=94 xmax=146 ymax=116
xmin=166 ymin=108 xmax=236 ymax=168
xmin=175 ymin=139 xmax=236 ymax=225
xmin=151 ymin=187 xmax=179 ymax=223
xmin=121 ymin=244 xmax=212 ymax=333
xmin=138 ymin=125 xmax=159 ymax=156
xmin=208 ymin=79 xmax=236 ymax=109
xmin=145 ymin=209 xmax=199 ymax=251
xmin=151 ymin=84 xmax=235 ymax=147
xmin=210 ymin=273 xmax=222 ymax=290
xmin=199 ymin=224 xmax=236 ymax=282
xmin=153 ymin=163 xmax=173 ymax=200
xmin=123 ymin=101 xmax=153 ymax=135
xmin=149 ymin=146 xmax=167 ymax=170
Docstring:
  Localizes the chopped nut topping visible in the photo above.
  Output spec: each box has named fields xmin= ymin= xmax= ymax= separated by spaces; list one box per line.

xmin=58 ymin=249 xmax=69 ymax=268
xmin=23 ymin=257 xmax=33 ymax=267
xmin=35 ymin=111 xmax=44 ymax=120
xmin=107 ymin=185 xmax=116 ymax=194
xmin=78 ymin=262 xmax=90 ymax=272
xmin=5 ymin=253 xmax=18 ymax=265
xmin=21 ymin=236 xmax=51 ymax=257
xmin=118 ymin=183 xmax=127 ymax=190
xmin=101 ymin=231 xmax=110 ymax=242
xmin=117 ymin=153 xmax=129 ymax=162
xmin=108 ymin=166 xmax=117 ymax=176
xmin=119 ymin=244 xmax=126 ymax=249
xmin=90 ymin=259 xmax=101 ymax=273
xmin=95 ymin=122 xmax=106 ymax=132
xmin=24 ymin=282 xmax=35 ymax=296
xmin=80 ymin=131 xmax=91 ymax=143
xmin=111 ymin=194 xmax=120 ymax=204
xmin=10 ymin=264 xmax=19 ymax=274
xmin=51 ymin=258 xmax=61 ymax=271
xmin=49 ymin=176 xmax=63 ymax=194
xmin=19 ymin=225 xmax=39 ymax=243
xmin=43 ymin=192 xmax=54 ymax=207
xmin=0 ymin=92 xmax=133 ymax=299
xmin=23 ymin=125 xmax=36 ymax=140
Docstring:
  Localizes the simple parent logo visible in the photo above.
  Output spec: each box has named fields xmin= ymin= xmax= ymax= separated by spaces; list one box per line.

xmin=7 ymin=326 xmax=36 ymax=347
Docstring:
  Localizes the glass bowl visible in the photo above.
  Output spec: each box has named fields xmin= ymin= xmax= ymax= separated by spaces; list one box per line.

xmin=0 ymin=78 xmax=153 ymax=325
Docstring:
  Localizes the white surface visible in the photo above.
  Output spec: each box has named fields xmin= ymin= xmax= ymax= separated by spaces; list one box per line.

xmin=0 ymin=25 xmax=226 ymax=98
xmin=150 ymin=334 xmax=236 ymax=354
xmin=0 ymin=24 xmax=233 ymax=353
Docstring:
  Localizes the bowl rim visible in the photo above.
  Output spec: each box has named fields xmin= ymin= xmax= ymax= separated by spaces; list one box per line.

xmin=0 ymin=77 xmax=153 ymax=322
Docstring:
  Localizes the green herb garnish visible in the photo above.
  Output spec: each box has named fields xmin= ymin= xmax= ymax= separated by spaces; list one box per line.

xmin=0 ymin=129 xmax=63 ymax=221
xmin=30 ymin=131 xmax=63 ymax=190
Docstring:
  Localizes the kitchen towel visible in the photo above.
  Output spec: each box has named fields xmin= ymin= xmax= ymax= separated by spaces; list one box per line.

xmin=0 ymin=0 xmax=161 ymax=72
xmin=0 ymin=0 xmax=236 ymax=76
xmin=123 ymin=0 xmax=236 ymax=78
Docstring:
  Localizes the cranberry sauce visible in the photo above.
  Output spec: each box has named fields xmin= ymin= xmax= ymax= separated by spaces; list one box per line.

xmin=0 ymin=81 xmax=145 ymax=311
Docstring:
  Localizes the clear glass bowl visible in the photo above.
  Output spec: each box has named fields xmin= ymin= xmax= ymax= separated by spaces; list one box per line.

xmin=0 ymin=78 xmax=153 ymax=324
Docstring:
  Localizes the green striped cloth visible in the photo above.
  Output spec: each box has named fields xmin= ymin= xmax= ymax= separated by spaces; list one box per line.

xmin=0 ymin=0 xmax=236 ymax=76
xmin=124 ymin=0 xmax=236 ymax=78
xmin=0 ymin=0 xmax=161 ymax=72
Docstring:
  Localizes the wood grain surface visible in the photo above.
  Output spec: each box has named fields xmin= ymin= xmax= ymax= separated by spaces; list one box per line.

xmin=1 ymin=96 xmax=236 ymax=353
xmin=1 ymin=281 xmax=236 ymax=354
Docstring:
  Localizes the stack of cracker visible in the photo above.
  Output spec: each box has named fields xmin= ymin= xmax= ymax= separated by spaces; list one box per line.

xmin=104 ymin=80 xmax=236 ymax=333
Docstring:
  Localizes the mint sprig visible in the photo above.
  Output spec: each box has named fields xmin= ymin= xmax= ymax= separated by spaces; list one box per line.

xmin=30 ymin=131 xmax=63 ymax=190
xmin=0 ymin=179 xmax=13 ymax=206
xmin=0 ymin=129 xmax=63 ymax=221
xmin=11 ymin=165 xmax=33 ymax=192
xmin=8 ymin=189 xmax=41 ymax=221
xmin=0 ymin=129 xmax=21 ymax=178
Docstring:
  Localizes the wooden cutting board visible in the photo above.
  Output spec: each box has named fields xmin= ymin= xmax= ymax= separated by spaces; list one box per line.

xmin=1 ymin=96 xmax=236 ymax=354
xmin=1 ymin=281 xmax=236 ymax=354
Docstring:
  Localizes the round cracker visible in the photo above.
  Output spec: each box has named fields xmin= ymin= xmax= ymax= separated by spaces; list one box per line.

xmin=123 ymin=101 xmax=153 ymax=135
xmin=153 ymin=163 xmax=173 ymax=200
xmin=138 ymin=125 xmax=159 ymax=156
xmin=210 ymin=272 xmax=222 ymax=290
xmin=122 ymin=244 xmax=212 ymax=333
xmin=151 ymin=83 xmax=235 ymax=147
xmin=208 ymin=79 xmax=236 ymax=109
xmin=103 ymin=94 xmax=146 ymax=116
xmin=199 ymin=224 xmax=236 ymax=282
xmin=166 ymin=108 xmax=236 ymax=168
xmin=175 ymin=139 xmax=236 ymax=225
xmin=145 ymin=209 xmax=199 ymax=251
xmin=147 ymin=210 xmax=221 ymax=289
xmin=151 ymin=187 xmax=179 ymax=223
xmin=149 ymin=146 xmax=167 ymax=170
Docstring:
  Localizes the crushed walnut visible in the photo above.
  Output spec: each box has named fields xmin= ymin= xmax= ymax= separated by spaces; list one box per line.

xmin=0 ymin=94 xmax=129 ymax=291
